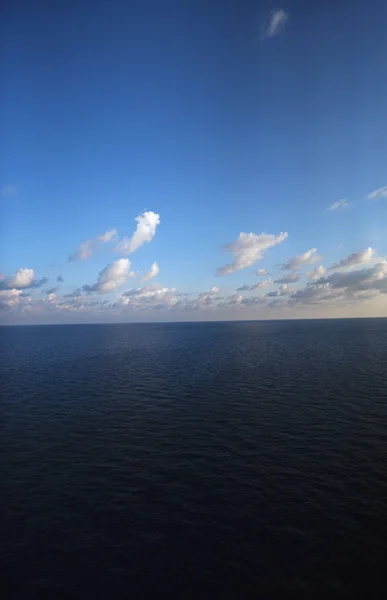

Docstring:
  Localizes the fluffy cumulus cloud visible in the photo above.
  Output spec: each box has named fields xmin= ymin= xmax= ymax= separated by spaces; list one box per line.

xmin=281 ymin=248 xmax=320 ymax=271
xmin=287 ymin=260 xmax=387 ymax=309
xmin=266 ymin=284 xmax=290 ymax=298
xmin=261 ymin=9 xmax=289 ymax=40
xmin=0 ymin=289 xmax=23 ymax=310
xmin=255 ymin=268 xmax=268 ymax=276
xmin=116 ymin=283 xmax=178 ymax=311
xmin=328 ymin=247 xmax=375 ymax=271
xmin=307 ymin=265 xmax=326 ymax=280
xmin=315 ymin=261 xmax=387 ymax=294
xmin=367 ymin=185 xmax=387 ymax=200
xmin=114 ymin=211 xmax=160 ymax=255
xmin=83 ymin=258 xmax=134 ymax=294
xmin=68 ymin=229 xmax=117 ymax=261
xmin=217 ymin=231 xmax=288 ymax=276
xmin=327 ymin=198 xmax=349 ymax=211
xmin=139 ymin=262 xmax=159 ymax=282
xmin=0 ymin=268 xmax=48 ymax=291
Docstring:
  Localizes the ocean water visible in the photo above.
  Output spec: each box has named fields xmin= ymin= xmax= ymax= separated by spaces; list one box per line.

xmin=1 ymin=319 xmax=387 ymax=598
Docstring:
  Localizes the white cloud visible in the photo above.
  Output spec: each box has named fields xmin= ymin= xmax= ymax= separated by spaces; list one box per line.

xmin=274 ymin=272 xmax=300 ymax=284
xmin=0 ymin=268 xmax=48 ymax=290
xmin=261 ymin=9 xmax=289 ymax=40
xmin=327 ymin=198 xmax=349 ymax=211
xmin=328 ymin=247 xmax=375 ymax=271
xmin=117 ymin=282 xmax=178 ymax=310
xmin=83 ymin=258 xmax=134 ymax=294
xmin=10 ymin=268 xmax=34 ymax=288
xmin=0 ymin=289 xmax=22 ymax=309
xmin=237 ymin=279 xmax=272 ymax=292
xmin=367 ymin=185 xmax=387 ymax=200
xmin=217 ymin=231 xmax=288 ymax=276
xmin=255 ymin=268 xmax=268 ymax=276
xmin=307 ymin=265 xmax=326 ymax=280
xmin=139 ymin=261 xmax=160 ymax=282
xmin=281 ymin=248 xmax=320 ymax=271
xmin=114 ymin=211 xmax=160 ymax=255
xmin=69 ymin=228 xmax=117 ymax=261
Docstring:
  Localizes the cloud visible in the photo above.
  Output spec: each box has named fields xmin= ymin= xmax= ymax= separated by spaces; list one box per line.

xmin=314 ymin=261 xmax=387 ymax=294
xmin=68 ymin=228 xmax=117 ymax=261
xmin=274 ymin=272 xmax=300 ymax=284
xmin=57 ymin=275 xmax=64 ymax=283
xmin=261 ymin=9 xmax=289 ymax=40
xmin=266 ymin=284 xmax=290 ymax=298
xmin=114 ymin=211 xmax=160 ymax=255
xmin=328 ymin=247 xmax=375 ymax=271
xmin=63 ymin=289 xmax=82 ymax=298
xmin=83 ymin=258 xmax=134 ymax=294
xmin=55 ymin=295 xmax=109 ymax=312
xmin=286 ymin=261 xmax=387 ymax=308
xmin=0 ymin=184 xmax=17 ymax=197
xmin=327 ymin=198 xmax=349 ymax=211
xmin=98 ymin=229 xmax=118 ymax=243
xmin=217 ymin=231 xmax=288 ymax=276
xmin=117 ymin=282 xmax=178 ymax=310
xmin=307 ymin=265 xmax=326 ymax=280
xmin=0 ymin=289 xmax=23 ymax=310
xmin=0 ymin=268 xmax=48 ymax=291
xmin=367 ymin=185 xmax=387 ymax=200
xmin=139 ymin=261 xmax=160 ymax=282
xmin=237 ymin=279 xmax=272 ymax=292
xmin=255 ymin=268 xmax=268 ymax=276
xmin=288 ymin=285 xmax=345 ymax=307
xmin=281 ymin=248 xmax=320 ymax=271
xmin=9 ymin=268 xmax=34 ymax=288
xmin=45 ymin=287 xmax=58 ymax=295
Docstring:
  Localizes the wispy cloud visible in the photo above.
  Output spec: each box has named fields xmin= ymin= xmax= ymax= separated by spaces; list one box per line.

xmin=281 ymin=248 xmax=320 ymax=271
xmin=237 ymin=279 xmax=272 ymax=292
xmin=261 ymin=9 xmax=289 ymax=41
xmin=68 ymin=229 xmax=117 ymax=262
xmin=367 ymin=185 xmax=387 ymax=200
xmin=217 ymin=231 xmax=288 ymax=276
xmin=139 ymin=262 xmax=160 ymax=283
xmin=0 ymin=184 xmax=17 ymax=197
xmin=274 ymin=272 xmax=300 ymax=284
xmin=327 ymin=198 xmax=349 ymax=211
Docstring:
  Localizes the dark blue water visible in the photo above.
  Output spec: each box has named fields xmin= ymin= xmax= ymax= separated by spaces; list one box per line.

xmin=1 ymin=319 xmax=387 ymax=597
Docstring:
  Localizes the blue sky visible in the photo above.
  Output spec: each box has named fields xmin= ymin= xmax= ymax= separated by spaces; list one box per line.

xmin=1 ymin=0 xmax=386 ymax=323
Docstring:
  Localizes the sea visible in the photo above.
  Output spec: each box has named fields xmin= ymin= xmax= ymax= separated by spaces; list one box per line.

xmin=1 ymin=319 xmax=387 ymax=598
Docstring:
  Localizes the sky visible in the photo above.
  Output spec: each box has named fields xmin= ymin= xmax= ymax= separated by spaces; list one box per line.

xmin=1 ymin=0 xmax=386 ymax=324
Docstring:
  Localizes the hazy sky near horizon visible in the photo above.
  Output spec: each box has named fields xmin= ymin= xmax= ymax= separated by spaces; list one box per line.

xmin=1 ymin=0 xmax=386 ymax=324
